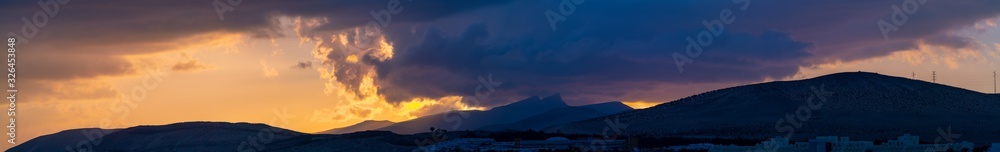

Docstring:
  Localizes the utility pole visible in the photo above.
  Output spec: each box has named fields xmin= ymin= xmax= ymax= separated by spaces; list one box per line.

xmin=932 ymin=71 xmax=936 ymax=83
xmin=994 ymin=71 xmax=996 ymax=93
xmin=912 ymin=71 xmax=915 ymax=79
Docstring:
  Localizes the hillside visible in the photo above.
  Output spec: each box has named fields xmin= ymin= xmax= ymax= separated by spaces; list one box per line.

xmin=548 ymin=72 xmax=1000 ymax=142
xmin=15 ymin=122 xmax=306 ymax=152
xmin=480 ymin=101 xmax=634 ymax=131
xmin=316 ymin=120 xmax=395 ymax=134
xmin=9 ymin=128 xmax=119 ymax=152
xmin=376 ymin=94 xmax=570 ymax=134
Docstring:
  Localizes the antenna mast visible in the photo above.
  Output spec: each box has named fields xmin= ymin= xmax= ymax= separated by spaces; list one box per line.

xmin=932 ymin=71 xmax=936 ymax=83
xmin=994 ymin=71 xmax=996 ymax=93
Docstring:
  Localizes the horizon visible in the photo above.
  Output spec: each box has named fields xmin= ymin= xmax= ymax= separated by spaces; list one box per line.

xmin=3 ymin=0 xmax=1000 ymax=151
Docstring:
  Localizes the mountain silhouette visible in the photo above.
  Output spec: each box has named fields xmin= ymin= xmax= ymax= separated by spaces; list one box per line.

xmin=14 ymin=122 xmax=305 ymax=152
xmin=9 ymin=128 xmax=118 ymax=152
xmin=375 ymin=94 xmax=571 ymax=134
xmin=17 ymin=72 xmax=1000 ymax=151
xmin=316 ymin=120 xmax=395 ymax=134
xmin=547 ymin=72 xmax=1000 ymax=142
xmin=479 ymin=101 xmax=634 ymax=131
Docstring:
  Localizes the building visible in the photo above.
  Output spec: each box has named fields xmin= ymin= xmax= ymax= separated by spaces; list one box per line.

xmin=667 ymin=143 xmax=715 ymax=151
xmin=429 ymin=137 xmax=630 ymax=152
xmin=707 ymin=134 xmax=974 ymax=152
xmin=709 ymin=137 xmax=807 ymax=152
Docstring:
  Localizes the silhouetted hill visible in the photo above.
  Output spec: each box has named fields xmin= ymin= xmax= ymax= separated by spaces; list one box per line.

xmin=316 ymin=120 xmax=395 ymax=134
xmin=373 ymin=94 xmax=639 ymax=134
xmin=15 ymin=125 xmax=441 ymax=152
xmin=490 ymin=93 xmax=570 ymax=113
xmin=480 ymin=101 xmax=634 ymax=131
xmin=9 ymin=128 xmax=119 ymax=152
xmin=13 ymin=122 xmax=305 ymax=152
xmin=580 ymin=101 xmax=633 ymax=114
xmin=548 ymin=72 xmax=1000 ymax=142
xmin=376 ymin=94 xmax=570 ymax=134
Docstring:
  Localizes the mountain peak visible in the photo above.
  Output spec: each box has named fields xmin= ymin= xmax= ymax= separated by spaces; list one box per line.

xmin=318 ymin=120 xmax=396 ymax=134
xmin=491 ymin=94 xmax=568 ymax=112
xmin=551 ymin=71 xmax=1000 ymax=142
xmin=580 ymin=101 xmax=634 ymax=114
xmin=541 ymin=93 xmax=564 ymax=103
xmin=362 ymin=120 xmax=394 ymax=123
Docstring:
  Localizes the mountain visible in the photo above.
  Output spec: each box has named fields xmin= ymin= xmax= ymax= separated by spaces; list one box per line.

xmin=480 ymin=101 xmax=634 ymax=131
xmin=489 ymin=93 xmax=571 ymax=114
xmin=14 ymin=123 xmax=444 ymax=152
xmin=580 ymin=101 xmax=633 ymax=114
xmin=14 ymin=122 xmax=306 ymax=152
xmin=316 ymin=120 xmax=395 ymax=134
xmin=547 ymin=72 xmax=1000 ymax=142
xmin=9 ymin=128 xmax=118 ymax=152
xmin=376 ymin=94 xmax=570 ymax=134
xmin=337 ymin=95 xmax=633 ymax=134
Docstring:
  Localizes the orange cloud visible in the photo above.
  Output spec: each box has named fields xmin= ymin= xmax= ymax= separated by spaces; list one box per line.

xmin=260 ymin=59 xmax=280 ymax=78
xmin=171 ymin=59 xmax=212 ymax=72
xmin=811 ymin=40 xmax=986 ymax=71
xmin=291 ymin=17 xmax=488 ymax=123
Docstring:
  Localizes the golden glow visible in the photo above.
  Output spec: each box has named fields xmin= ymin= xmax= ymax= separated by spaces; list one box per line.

xmin=260 ymin=59 xmax=280 ymax=78
xmin=301 ymin=21 xmax=483 ymax=124
xmin=338 ymin=34 xmax=349 ymax=46
xmin=817 ymin=41 xmax=985 ymax=69
xmin=345 ymin=55 xmax=359 ymax=63
xmin=373 ymin=36 xmax=395 ymax=61
xmin=312 ymin=68 xmax=485 ymax=122
xmin=622 ymin=101 xmax=661 ymax=109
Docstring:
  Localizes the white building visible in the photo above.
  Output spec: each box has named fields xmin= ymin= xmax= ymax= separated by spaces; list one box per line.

xmin=429 ymin=137 xmax=629 ymax=152
xmin=708 ymin=134 xmax=974 ymax=152
xmin=709 ymin=137 xmax=807 ymax=152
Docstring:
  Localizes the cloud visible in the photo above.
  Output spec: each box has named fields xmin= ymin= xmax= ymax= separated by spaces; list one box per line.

xmin=260 ymin=60 xmax=279 ymax=78
xmin=275 ymin=0 xmax=1000 ymax=106
xmin=21 ymin=80 xmax=119 ymax=103
xmin=1 ymin=0 xmax=514 ymax=103
xmin=3 ymin=0 xmax=998 ymax=106
xmin=171 ymin=59 xmax=212 ymax=72
xmin=292 ymin=61 xmax=312 ymax=69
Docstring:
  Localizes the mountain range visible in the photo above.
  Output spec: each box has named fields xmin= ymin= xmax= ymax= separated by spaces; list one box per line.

xmin=13 ymin=72 xmax=1000 ymax=151
xmin=547 ymin=72 xmax=1000 ymax=142
xmin=324 ymin=94 xmax=633 ymax=134
xmin=11 ymin=122 xmax=305 ymax=152
xmin=316 ymin=120 xmax=395 ymax=134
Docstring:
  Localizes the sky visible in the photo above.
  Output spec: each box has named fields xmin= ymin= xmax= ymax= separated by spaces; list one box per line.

xmin=1 ymin=0 xmax=999 ymax=149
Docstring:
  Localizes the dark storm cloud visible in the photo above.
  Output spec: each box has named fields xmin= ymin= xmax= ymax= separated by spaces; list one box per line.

xmin=351 ymin=0 xmax=999 ymax=105
xmin=0 ymin=0 xmax=513 ymax=80
xmin=0 ymin=0 xmax=513 ymax=102
xmin=3 ymin=0 xmax=997 ymax=105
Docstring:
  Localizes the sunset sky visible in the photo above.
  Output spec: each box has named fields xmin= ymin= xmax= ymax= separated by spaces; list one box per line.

xmin=1 ymin=0 xmax=999 ymax=149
